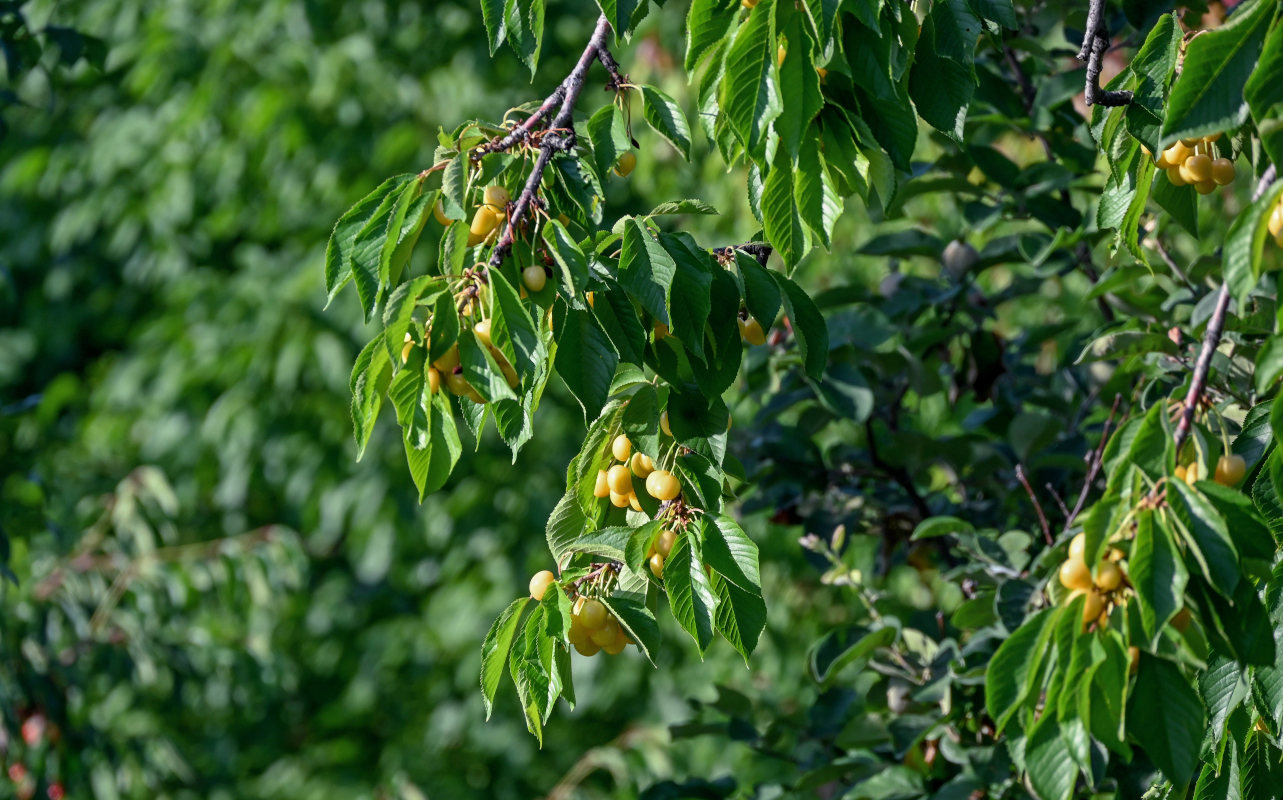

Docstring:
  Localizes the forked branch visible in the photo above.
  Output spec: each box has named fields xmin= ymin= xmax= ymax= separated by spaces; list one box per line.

xmin=1077 ymin=0 xmax=1132 ymax=107
xmin=483 ymin=15 xmax=620 ymax=270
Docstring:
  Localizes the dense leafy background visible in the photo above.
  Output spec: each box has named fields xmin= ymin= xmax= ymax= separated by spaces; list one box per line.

xmin=5 ymin=0 xmax=1283 ymax=797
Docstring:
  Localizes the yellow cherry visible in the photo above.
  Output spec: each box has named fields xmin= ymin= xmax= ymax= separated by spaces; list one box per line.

xmin=1210 ymin=157 xmax=1235 ymax=186
xmin=1082 ymin=591 xmax=1105 ymax=626
xmin=660 ymin=411 xmax=673 ymax=437
xmin=739 ymin=316 xmax=767 ymax=345
xmin=593 ymin=469 xmax=610 ymax=498
xmin=401 ymin=332 xmax=416 ymax=364
xmin=628 ymin=492 xmax=642 ymax=512
xmin=522 ymin=265 xmax=547 ymax=293
xmin=609 ymin=490 xmax=631 ymax=508
xmin=649 ymin=552 xmax=664 ymax=579
xmin=1183 ymin=153 xmax=1212 ymax=182
xmin=1068 ymin=533 xmax=1087 ymax=562
xmin=427 ymin=367 xmax=441 ymax=395
xmin=1059 ymin=557 xmax=1093 ymax=592
xmin=433 ymin=199 xmax=451 ymax=226
xmin=469 ymin=205 xmax=499 ymax=246
xmin=656 ymin=529 xmax=676 ymax=557
xmin=613 ymin=151 xmax=637 ymax=178
xmin=1215 ymin=454 xmax=1246 ymax=486
xmin=645 ymin=470 xmax=681 ymax=501
xmin=630 ymin=452 xmax=654 ymax=478
xmin=1195 ymin=180 xmax=1217 ymax=195
xmin=474 ymin=318 xmax=492 ymax=348
xmin=1167 ymin=166 xmax=1188 ymax=187
xmin=529 ymin=570 xmax=555 ymax=601
xmin=612 ymin=435 xmax=632 ymax=461
xmin=1268 ymin=203 xmax=1283 ymax=238
xmin=483 ymin=185 xmax=510 ymax=208
xmin=578 ymin=599 xmax=607 ymax=630
xmin=607 ymin=464 xmax=633 ymax=495
xmin=1095 ymin=561 xmax=1123 ymax=592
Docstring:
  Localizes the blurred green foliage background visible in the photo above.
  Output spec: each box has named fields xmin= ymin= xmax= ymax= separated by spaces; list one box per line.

xmin=0 ymin=1 xmax=842 ymax=796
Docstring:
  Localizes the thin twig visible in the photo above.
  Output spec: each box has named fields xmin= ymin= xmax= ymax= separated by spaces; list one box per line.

xmin=1015 ymin=465 xmax=1052 ymax=545
xmin=1045 ymin=483 xmax=1071 ymax=519
xmin=1171 ymin=165 xmax=1278 ymax=456
xmin=1077 ymin=0 xmax=1132 ymax=107
xmin=488 ymin=15 xmax=616 ymax=269
xmin=1064 ymin=393 xmax=1122 ymax=532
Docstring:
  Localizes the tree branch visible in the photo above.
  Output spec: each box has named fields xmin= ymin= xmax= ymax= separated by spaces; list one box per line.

xmin=1171 ymin=164 xmax=1277 ymax=456
xmin=1064 ymin=393 xmax=1121 ymax=532
xmin=1016 ymin=465 xmax=1052 ymax=545
xmin=1077 ymin=0 xmax=1132 ymax=107
xmin=486 ymin=15 xmax=617 ymax=269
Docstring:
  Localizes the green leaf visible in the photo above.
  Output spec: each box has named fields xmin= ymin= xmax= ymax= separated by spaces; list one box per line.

xmin=325 ymin=174 xmax=413 ymax=307
xmin=659 ymin=232 xmax=714 ymax=356
xmin=1245 ymin=14 xmax=1283 ymax=169
xmin=403 ymin=392 xmax=459 ymax=500
xmin=1130 ymin=511 xmax=1187 ymax=644
xmin=1192 ymin=733 xmax=1240 ymax=800
xmin=776 ymin=16 xmax=823 ymax=160
xmin=1127 ymin=654 xmax=1206 ymax=788
xmin=1225 ymin=181 xmax=1283 ymax=311
xmin=1025 ymin=713 xmax=1078 ymax=800
xmin=624 ymin=520 xmax=665 ymax=574
xmin=910 ymin=516 xmax=975 ymax=541
xmin=664 ymin=528 xmax=718 ymax=655
xmin=1160 ymin=0 xmax=1273 ymax=147
xmin=719 ymin=0 xmax=780 ymax=162
xmin=761 ymin=161 xmax=806 ymax=268
xmin=458 ymin=332 xmax=518 ymax=404
xmin=618 ymin=218 xmax=676 ymax=326
xmin=713 ymin=574 xmax=767 ymax=665
xmin=1199 ymin=655 xmax=1247 ymax=750
xmin=641 ymin=85 xmax=692 ymax=159
xmin=563 ymin=526 xmax=631 ymax=562
xmin=600 ymin=593 xmax=661 ymax=666
xmin=701 ymin=514 xmax=760 ymax=594
xmin=480 ymin=597 xmax=528 ymax=719
xmin=1151 ymin=168 xmax=1200 ymax=237
xmin=595 ymin=0 xmax=640 ymax=40
xmin=542 ymin=220 xmax=589 ymax=298
xmin=1167 ymin=479 xmax=1241 ymax=597
xmin=1075 ymin=329 xmax=1179 ymax=363
xmin=808 ymin=625 xmax=897 ymax=688
xmin=489 ymin=268 xmax=543 ymax=381
xmin=350 ymin=335 xmax=393 ymax=460
xmin=554 ymin=311 xmax=617 ymax=423
xmin=586 ymin=105 xmax=630 ymax=187
xmin=508 ymin=606 xmax=557 ymax=744
xmin=480 ymin=0 xmax=508 ymax=53
xmin=986 ymin=606 xmax=1059 ymax=732
xmin=648 ymin=199 xmax=720 ymax=216
xmin=1125 ymin=13 xmax=1181 ymax=154
xmin=546 ymin=491 xmax=589 ymax=566
xmin=734 ymin=250 xmax=781 ymax=332
xmin=684 ymin=0 xmax=739 ymax=72
xmin=773 ymin=272 xmax=828 ymax=379
xmin=908 ymin=2 xmax=978 ymax=141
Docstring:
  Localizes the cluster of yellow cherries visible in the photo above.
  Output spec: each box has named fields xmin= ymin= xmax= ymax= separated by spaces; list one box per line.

xmin=1155 ymin=133 xmax=1236 ymax=194
xmin=593 ymin=434 xmax=682 ymax=510
xmin=1174 ymin=452 xmax=1245 ymax=485
xmin=1268 ymin=192 xmax=1283 ymax=249
xmin=1058 ymin=532 xmax=1127 ymax=627
xmin=527 ymin=571 xmax=635 ymax=657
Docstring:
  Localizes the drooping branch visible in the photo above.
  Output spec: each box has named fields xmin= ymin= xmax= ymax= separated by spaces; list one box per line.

xmin=1077 ymin=0 xmax=1132 ymax=107
xmin=1171 ymin=164 xmax=1277 ymax=456
xmin=486 ymin=15 xmax=618 ymax=270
